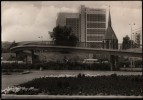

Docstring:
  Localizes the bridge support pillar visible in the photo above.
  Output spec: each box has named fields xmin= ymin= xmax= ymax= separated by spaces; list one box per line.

xmin=15 ymin=52 xmax=19 ymax=64
xmin=130 ymin=57 xmax=135 ymax=68
xmin=110 ymin=55 xmax=118 ymax=71
xmin=115 ymin=55 xmax=118 ymax=70
xmin=133 ymin=58 xmax=135 ymax=67
xmin=25 ymin=55 xmax=28 ymax=64
xmin=31 ymin=50 xmax=34 ymax=64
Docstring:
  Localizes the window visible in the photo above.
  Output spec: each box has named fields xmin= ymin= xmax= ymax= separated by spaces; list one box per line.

xmin=87 ymin=23 xmax=106 ymax=28
xmin=87 ymin=14 xmax=105 ymax=22
xmin=87 ymin=36 xmax=103 ymax=41
xmin=87 ymin=29 xmax=106 ymax=34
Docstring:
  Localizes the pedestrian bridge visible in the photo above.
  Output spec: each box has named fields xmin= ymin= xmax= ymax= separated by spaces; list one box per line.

xmin=10 ymin=41 xmax=142 ymax=70
xmin=10 ymin=44 xmax=142 ymax=58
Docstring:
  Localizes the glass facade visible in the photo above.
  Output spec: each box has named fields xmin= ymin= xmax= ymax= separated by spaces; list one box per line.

xmin=86 ymin=9 xmax=106 ymax=43
xmin=87 ymin=36 xmax=103 ymax=41
xmin=66 ymin=18 xmax=79 ymax=37
xmin=87 ymin=23 xmax=106 ymax=28
xmin=56 ymin=6 xmax=107 ymax=48
xmin=87 ymin=14 xmax=106 ymax=22
xmin=87 ymin=29 xmax=105 ymax=34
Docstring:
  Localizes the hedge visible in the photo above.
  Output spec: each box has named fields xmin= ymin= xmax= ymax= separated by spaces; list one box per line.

xmin=16 ymin=74 xmax=143 ymax=96
xmin=2 ymin=62 xmax=111 ymax=71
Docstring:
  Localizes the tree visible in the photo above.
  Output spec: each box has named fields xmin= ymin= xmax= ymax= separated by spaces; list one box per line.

xmin=2 ymin=41 xmax=14 ymax=53
xmin=51 ymin=26 xmax=79 ymax=46
xmin=122 ymin=35 xmax=131 ymax=49
xmin=122 ymin=35 xmax=139 ymax=49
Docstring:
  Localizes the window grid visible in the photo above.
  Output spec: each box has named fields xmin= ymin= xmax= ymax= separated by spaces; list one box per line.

xmin=87 ymin=23 xmax=106 ymax=28
xmin=87 ymin=36 xmax=103 ymax=41
xmin=87 ymin=29 xmax=106 ymax=34
xmin=87 ymin=14 xmax=106 ymax=22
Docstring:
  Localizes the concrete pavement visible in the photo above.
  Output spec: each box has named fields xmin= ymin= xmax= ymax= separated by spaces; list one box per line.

xmin=2 ymin=95 xmax=143 ymax=99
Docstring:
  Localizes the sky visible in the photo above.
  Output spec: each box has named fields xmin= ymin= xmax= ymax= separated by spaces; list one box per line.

xmin=1 ymin=1 xmax=142 ymax=43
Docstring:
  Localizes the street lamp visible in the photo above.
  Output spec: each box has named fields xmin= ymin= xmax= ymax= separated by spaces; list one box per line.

xmin=129 ymin=23 xmax=135 ymax=48
xmin=132 ymin=32 xmax=135 ymax=47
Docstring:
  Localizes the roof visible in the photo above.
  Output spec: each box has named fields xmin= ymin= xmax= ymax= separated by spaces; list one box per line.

xmin=103 ymin=8 xmax=118 ymax=40
xmin=104 ymin=26 xmax=118 ymax=40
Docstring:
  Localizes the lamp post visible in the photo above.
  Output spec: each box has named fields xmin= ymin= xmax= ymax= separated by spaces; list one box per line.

xmin=129 ymin=23 xmax=135 ymax=48
xmin=132 ymin=32 xmax=134 ymax=48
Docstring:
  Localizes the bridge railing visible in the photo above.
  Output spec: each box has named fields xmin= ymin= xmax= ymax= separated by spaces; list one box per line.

xmin=22 ymin=41 xmax=104 ymax=49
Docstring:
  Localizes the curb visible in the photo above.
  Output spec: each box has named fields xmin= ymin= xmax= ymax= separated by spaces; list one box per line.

xmin=2 ymin=95 xmax=143 ymax=99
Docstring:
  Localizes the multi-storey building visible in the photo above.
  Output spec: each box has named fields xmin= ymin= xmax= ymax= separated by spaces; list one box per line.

xmin=80 ymin=5 xmax=106 ymax=48
xmin=56 ymin=5 xmax=116 ymax=48
xmin=56 ymin=12 xmax=80 ymax=38
xmin=132 ymin=29 xmax=142 ymax=48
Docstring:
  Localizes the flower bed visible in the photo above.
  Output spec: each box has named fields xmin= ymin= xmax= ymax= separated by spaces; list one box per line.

xmin=2 ymin=74 xmax=143 ymax=96
xmin=2 ymin=86 xmax=39 ymax=95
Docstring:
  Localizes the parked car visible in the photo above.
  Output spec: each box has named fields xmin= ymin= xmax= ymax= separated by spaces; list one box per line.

xmin=83 ymin=59 xmax=99 ymax=64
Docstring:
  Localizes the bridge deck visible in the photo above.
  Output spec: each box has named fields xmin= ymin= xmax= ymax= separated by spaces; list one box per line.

xmin=10 ymin=45 xmax=142 ymax=57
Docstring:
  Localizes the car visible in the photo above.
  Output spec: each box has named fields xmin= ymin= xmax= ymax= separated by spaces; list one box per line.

xmin=83 ymin=59 xmax=99 ymax=64
xmin=102 ymin=61 xmax=109 ymax=63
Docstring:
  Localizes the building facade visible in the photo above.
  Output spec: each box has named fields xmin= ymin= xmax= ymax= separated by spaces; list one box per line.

xmin=56 ymin=12 xmax=80 ymax=38
xmin=103 ymin=8 xmax=118 ymax=49
xmin=132 ymin=28 xmax=142 ymax=48
xmin=80 ymin=5 xmax=106 ymax=48
xmin=56 ymin=5 xmax=118 ymax=49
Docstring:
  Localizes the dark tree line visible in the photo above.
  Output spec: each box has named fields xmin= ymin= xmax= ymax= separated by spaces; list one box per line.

xmin=2 ymin=41 xmax=18 ymax=53
xmin=122 ymin=35 xmax=139 ymax=50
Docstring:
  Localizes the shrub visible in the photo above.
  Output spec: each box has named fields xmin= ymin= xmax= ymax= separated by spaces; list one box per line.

xmin=77 ymin=73 xmax=85 ymax=78
xmin=1 ymin=62 xmax=118 ymax=71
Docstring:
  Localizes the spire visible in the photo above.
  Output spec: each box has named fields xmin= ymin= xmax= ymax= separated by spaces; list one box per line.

xmin=103 ymin=5 xmax=118 ymax=41
xmin=108 ymin=6 xmax=111 ymax=27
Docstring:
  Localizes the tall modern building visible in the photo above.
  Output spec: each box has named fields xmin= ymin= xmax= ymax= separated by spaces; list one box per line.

xmin=56 ymin=5 xmax=113 ymax=48
xmin=80 ymin=5 xmax=106 ymax=48
xmin=56 ymin=12 xmax=80 ymax=38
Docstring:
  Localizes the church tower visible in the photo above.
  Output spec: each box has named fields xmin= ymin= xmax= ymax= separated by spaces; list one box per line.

xmin=103 ymin=6 xmax=118 ymax=49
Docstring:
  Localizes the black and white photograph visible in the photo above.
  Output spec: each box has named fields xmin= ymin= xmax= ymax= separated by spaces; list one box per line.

xmin=1 ymin=0 xmax=142 ymax=99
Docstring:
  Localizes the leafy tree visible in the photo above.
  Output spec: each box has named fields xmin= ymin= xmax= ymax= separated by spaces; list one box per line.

xmin=51 ymin=26 xmax=78 ymax=46
xmin=122 ymin=35 xmax=140 ymax=49
xmin=122 ymin=35 xmax=131 ymax=49
xmin=2 ymin=41 xmax=14 ymax=53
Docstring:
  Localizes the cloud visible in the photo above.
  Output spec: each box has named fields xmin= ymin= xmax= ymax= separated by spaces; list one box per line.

xmin=2 ymin=1 xmax=142 ymax=43
xmin=110 ymin=6 xmax=142 ymax=43
xmin=2 ymin=4 xmax=78 ymax=42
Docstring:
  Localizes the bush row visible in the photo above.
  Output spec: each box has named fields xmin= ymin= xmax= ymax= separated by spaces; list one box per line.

xmin=2 ymin=62 xmax=111 ymax=71
xmin=18 ymin=74 xmax=143 ymax=96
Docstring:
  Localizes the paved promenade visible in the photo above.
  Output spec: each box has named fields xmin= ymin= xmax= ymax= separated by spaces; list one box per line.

xmin=2 ymin=95 xmax=143 ymax=99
